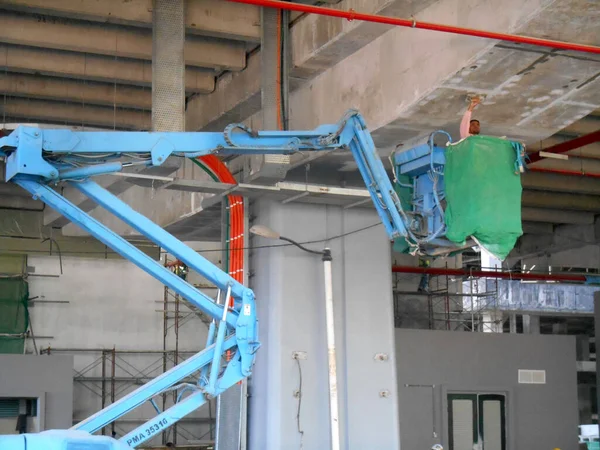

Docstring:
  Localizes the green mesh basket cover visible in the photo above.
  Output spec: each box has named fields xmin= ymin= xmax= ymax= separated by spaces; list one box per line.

xmin=0 ymin=278 xmax=29 ymax=354
xmin=444 ymin=135 xmax=523 ymax=260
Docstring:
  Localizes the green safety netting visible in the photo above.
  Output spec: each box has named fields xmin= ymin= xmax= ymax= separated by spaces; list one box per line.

xmin=444 ymin=135 xmax=523 ymax=260
xmin=392 ymin=135 xmax=523 ymax=260
xmin=0 ymin=278 xmax=29 ymax=354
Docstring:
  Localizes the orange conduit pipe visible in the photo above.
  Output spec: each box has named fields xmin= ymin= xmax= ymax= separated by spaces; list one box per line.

xmin=197 ymin=155 xmax=245 ymax=291
xmin=227 ymin=0 xmax=600 ymax=55
xmin=197 ymin=156 xmax=244 ymax=364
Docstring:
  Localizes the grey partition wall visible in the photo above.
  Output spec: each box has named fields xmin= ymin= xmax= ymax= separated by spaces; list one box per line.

xmin=395 ymin=329 xmax=578 ymax=450
xmin=0 ymin=354 xmax=73 ymax=433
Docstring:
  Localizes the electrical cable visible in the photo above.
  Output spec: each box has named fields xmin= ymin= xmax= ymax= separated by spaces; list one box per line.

xmin=279 ymin=236 xmax=324 ymax=255
xmin=41 ymin=237 xmax=63 ymax=275
xmin=295 ymin=357 xmax=304 ymax=449
xmin=0 ymin=222 xmax=384 ymax=259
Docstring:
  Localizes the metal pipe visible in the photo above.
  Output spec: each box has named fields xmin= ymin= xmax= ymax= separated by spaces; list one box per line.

xmin=111 ymin=347 xmax=116 ymax=437
xmin=392 ymin=265 xmax=588 ymax=282
xmin=40 ymin=348 xmax=196 ymax=354
xmin=322 ymin=248 xmax=340 ymax=450
xmin=527 ymin=130 xmax=600 ymax=164
xmin=527 ymin=167 xmax=600 ymax=179
xmin=58 ymin=162 xmax=123 ymax=180
xmin=101 ymin=350 xmax=107 ymax=436
xmin=162 ymin=269 xmax=168 ymax=446
xmin=227 ymin=0 xmax=600 ymax=55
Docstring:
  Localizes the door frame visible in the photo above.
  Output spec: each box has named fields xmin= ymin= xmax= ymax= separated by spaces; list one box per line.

xmin=442 ymin=385 xmax=515 ymax=450
xmin=448 ymin=393 xmax=478 ymax=449
xmin=478 ymin=394 xmax=507 ymax=450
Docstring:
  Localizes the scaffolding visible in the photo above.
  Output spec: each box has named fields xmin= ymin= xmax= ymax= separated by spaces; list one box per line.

xmin=40 ymin=346 xmax=214 ymax=447
xmin=393 ymin=264 xmax=501 ymax=332
xmin=35 ymin=255 xmax=219 ymax=448
xmin=160 ymin=254 xmax=216 ymax=447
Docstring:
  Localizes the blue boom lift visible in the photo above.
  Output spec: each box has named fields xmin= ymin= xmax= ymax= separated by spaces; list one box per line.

xmin=0 ymin=110 xmax=520 ymax=449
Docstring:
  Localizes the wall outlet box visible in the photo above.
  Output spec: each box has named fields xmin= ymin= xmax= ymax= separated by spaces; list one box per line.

xmin=292 ymin=351 xmax=307 ymax=360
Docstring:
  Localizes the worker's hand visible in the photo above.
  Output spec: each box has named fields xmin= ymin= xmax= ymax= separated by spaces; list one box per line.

xmin=468 ymin=97 xmax=481 ymax=111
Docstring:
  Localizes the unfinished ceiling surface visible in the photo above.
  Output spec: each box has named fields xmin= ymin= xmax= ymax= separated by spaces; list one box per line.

xmin=0 ymin=0 xmax=599 ymax=251
xmin=0 ymin=0 xmax=260 ymax=128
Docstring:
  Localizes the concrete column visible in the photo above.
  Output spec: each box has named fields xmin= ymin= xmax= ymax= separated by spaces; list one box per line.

xmin=509 ymin=313 xmax=517 ymax=334
xmin=579 ymin=384 xmax=594 ymax=424
xmin=523 ymin=314 xmax=540 ymax=334
xmin=552 ymin=322 xmax=568 ymax=335
xmin=152 ymin=0 xmax=185 ymax=133
xmin=577 ymin=335 xmax=591 ymax=361
xmin=482 ymin=311 xmax=503 ymax=333
xmin=248 ymin=199 xmax=400 ymax=450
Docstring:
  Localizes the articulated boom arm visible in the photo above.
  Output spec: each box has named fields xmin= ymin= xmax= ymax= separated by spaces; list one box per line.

xmin=0 ymin=110 xmax=415 ymax=449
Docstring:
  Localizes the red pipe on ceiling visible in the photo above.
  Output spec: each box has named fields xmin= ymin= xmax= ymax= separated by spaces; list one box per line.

xmin=227 ymin=0 xmax=600 ymax=55
xmin=527 ymin=130 xmax=600 ymax=164
xmin=392 ymin=265 xmax=588 ymax=283
xmin=527 ymin=167 xmax=600 ymax=179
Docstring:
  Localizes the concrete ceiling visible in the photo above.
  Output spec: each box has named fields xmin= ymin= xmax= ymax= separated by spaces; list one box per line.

xmin=0 ymin=0 xmax=262 ymax=129
xmin=0 ymin=0 xmax=599 ymax=261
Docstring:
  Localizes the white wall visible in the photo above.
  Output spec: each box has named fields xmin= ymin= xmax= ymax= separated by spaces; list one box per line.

xmin=248 ymin=199 xmax=400 ymax=450
xmin=25 ymin=245 xmax=222 ymax=445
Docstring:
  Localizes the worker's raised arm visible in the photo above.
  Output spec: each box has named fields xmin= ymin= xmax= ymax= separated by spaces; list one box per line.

xmin=460 ymin=97 xmax=481 ymax=139
xmin=460 ymin=109 xmax=472 ymax=140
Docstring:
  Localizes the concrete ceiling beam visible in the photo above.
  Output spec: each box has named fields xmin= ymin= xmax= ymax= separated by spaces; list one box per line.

xmin=562 ymin=116 xmax=600 ymax=136
xmin=187 ymin=0 xmax=567 ymax=145
xmin=508 ymin=217 xmax=600 ymax=265
xmin=187 ymin=0 xmax=434 ymax=130
xmin=186 ymin=52 xmax=260 ymax=131
xmin=0 ymin=45 xmax=214 ymax=94
xmin=521 ymin=221 xmax=554 ymax=234
xmin=533 ymin=136 xmax=600 ymax=160
xmin=290 ymin=0 xmax=438 ymax=82
xmin=529 ymin=156 xmax=600 ymax=173
xmin=0 ymin=193 xmax=42 ymax=210
xmin=0 ymin=182 xmax=29 ymax=198
xmin=0 ymin=0 xmax=260 ymax=42
xmin=0 ymin=12 xmax=246 ymax=71
xmin=521 ymin=172 xmax=600 ymax=196
xmin=0 ymin=72 xmax=152 ymax=110
xmin=521 ymin=207 xmax=594 ymax=225
xmin=0 ymin=97 xmax=150 ymax=130
xmin=522 ymin=190 xmax=600 ymax=213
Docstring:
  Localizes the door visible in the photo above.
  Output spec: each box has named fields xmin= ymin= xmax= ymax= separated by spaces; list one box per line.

xmin=448 ymin=393 xmax=506 ymax=450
